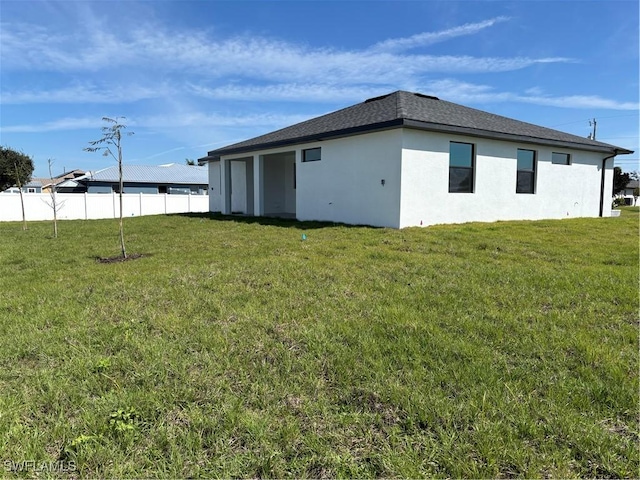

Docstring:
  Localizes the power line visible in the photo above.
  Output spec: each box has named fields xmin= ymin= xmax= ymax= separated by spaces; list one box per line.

xmin=550 ymin=113 xmax=638 ymax=128
xmin=599 ymin=136 xmax=639 ymax=139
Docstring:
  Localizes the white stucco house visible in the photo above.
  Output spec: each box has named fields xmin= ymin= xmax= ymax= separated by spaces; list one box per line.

xmin=618 ymin=180 xmax=639 ymax=205
xmin=198 ymin=91 xmax=633 ymax=228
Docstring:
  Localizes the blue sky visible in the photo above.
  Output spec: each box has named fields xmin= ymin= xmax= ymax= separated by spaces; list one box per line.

xmin=1 ymin=0 xmax=638 ymax=178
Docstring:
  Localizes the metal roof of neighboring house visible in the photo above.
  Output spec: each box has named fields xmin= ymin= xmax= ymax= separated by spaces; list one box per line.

xmin=200 ymin=91 xmax=633 ymax=161
xmin=70 ymin=164 xmax=207 ymax=185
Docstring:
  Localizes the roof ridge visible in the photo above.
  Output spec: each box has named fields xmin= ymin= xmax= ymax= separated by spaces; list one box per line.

xmin=396 ymin=91 xmax=405 ymax=119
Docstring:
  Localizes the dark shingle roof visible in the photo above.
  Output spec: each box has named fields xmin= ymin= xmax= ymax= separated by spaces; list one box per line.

xmin=201 ymin=91 xmax=633 ymax=160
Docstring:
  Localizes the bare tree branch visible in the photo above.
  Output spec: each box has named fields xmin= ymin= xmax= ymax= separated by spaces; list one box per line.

xmin=84 ymin=117 xmax=134 ymax=259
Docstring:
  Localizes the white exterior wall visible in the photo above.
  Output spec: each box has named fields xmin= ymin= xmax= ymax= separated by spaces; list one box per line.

xmin=283 ymin=153 xmax=296 ymax=213
xmin=215 ymin=130 xmax=402 ymax=227
xmin=296 ymin=130 xmax=403 ymax=228
xmin=399 ymin=129 xmax=613 ymax=227
xmin=0 ymin=193 xmax=208 ymax=222
xmin=208 ymin=161 xmax=222 ymax=212
xmin=208 ymin=128 xmax=616 ymax=228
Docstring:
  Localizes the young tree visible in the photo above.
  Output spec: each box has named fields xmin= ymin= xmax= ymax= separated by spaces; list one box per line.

xmin=84 ymin=117 xmax=134 ymax=259
xmin=14 ymin=162 xmax=28 ymax=231
xmin=612 ymin=167 xmax=630 ymax=196
xmin=47 ymin=159 xmax=60 ymax=238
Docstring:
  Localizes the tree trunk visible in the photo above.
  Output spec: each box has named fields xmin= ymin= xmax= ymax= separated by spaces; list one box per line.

xmin=52 ymin=191 xmax=58 ymax=238
xmin=118 ymin=137 xmax=127 ymax=259
xmin=14 ymin=163 xmax=27 ymax=231
xmin=48 ymin=160 xmax=58 ymax=238
xmin=18 ymin=187 xmax=27 ymax=231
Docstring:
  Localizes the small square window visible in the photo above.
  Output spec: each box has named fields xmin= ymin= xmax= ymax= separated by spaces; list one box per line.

xmin=552 ymin=152 xmax=570 ymax=165
xmin=303 ymin=147 xmax=321 ymax=162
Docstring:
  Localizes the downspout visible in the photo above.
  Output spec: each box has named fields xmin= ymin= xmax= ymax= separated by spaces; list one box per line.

xmin=599 ymin=149 xmax=619 ymax=217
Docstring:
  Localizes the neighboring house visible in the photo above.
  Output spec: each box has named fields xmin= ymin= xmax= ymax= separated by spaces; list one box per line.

xmin=42 ymin=169 xmax=86 ymax=193
xmin=2 ymin=180 xmax=42 ymax=194
xmin=198 ymin=91 xmax=633 ymax=228
xmin=1 ymin=169 xmax=85 ymax=194
xmin=25 ymin=180 xmax=43 ymax=193
xmin=57 ymin=164 xmax=208 ymax=195
xmin=619 ymin=179 xmax=639 ymax=205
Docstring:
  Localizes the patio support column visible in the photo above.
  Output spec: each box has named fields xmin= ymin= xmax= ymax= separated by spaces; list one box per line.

xmin=246 ymin=158 xmax=254 ymax=216
xmin=295 ymin=149 xmax=301 ymax=213
xmin=220 ymin=158 xmax=231 ymax=214
xmin=253 ymin=154 xmax=263 ymax=216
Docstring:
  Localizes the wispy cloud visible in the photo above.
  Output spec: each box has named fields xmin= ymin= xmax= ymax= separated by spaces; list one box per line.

xmin=0 ymin=117 xmax=102 ymax=133
xmin=188 ymin=80 xmax=637 ymax=111
xmin=0 ymin=112 xmax=313 ymax=134
xmin=1 ymin=83 xmax=170 ymax=104
xmin=0 ymin=19 xmax=571 ymax=82
xmin=422 ymin=79 xmax=640 ymax=110
xmin=519 ymin=94 xmax=640 ymax=110
xmin=371 ymin=16 xmax=510 ymax=53
xmin=140 ymin=111 xmax=313 ymax=129
xmin=186 ymin=83 xmax=391 ymax=103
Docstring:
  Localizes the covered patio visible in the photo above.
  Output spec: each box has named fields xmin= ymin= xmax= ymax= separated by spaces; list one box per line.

xmin=213 ymin=150 xmax=297 ymax=219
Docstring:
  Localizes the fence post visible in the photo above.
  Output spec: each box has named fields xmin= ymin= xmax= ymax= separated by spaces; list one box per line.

xmin=84 ymin=192 xmax=88 ymax=219
xmin=139 ymin=192 xmax=143 ymax=216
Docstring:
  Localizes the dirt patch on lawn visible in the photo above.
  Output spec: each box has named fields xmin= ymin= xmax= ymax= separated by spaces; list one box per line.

xmin=95 ymin=253 xmax=146 ymax=264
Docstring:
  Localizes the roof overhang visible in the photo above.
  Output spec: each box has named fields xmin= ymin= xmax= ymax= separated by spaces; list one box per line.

xmin=199 ymin=118 xmax=633 ymax=161
xmin=56 ymin=179 xmax=80 ymax=188
xmin=402 ymin=120 xmax=634 ymax=155
xmin=199 ymin=119 xmax=405 ymax=162
xmin=197 ymin=155 xmax=218 ymax=165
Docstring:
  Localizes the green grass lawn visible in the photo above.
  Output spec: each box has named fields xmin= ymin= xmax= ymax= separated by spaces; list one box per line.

xmin=0 ymin=212 xmax=638 ymax=478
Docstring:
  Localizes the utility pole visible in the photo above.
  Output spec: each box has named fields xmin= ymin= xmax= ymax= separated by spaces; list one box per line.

xmin=589 ymin=118 xmax=597 ymax=140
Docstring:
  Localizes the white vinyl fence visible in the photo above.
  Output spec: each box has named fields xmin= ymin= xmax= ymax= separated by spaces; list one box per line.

xmin=0 ymin=192 xmax=209 ymax=222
